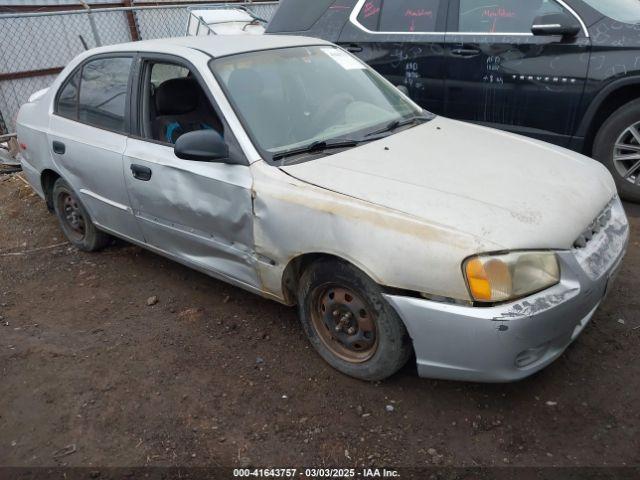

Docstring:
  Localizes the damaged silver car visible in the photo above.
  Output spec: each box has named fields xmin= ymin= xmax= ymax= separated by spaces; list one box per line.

xmin=17 ymin=36 xmax=629 ymax=382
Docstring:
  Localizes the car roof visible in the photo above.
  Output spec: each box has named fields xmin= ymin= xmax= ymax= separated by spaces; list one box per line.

xmin=96 ymin=34 xmax=333 ymax=58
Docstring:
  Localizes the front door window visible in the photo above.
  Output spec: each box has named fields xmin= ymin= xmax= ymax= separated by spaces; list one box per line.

xmin=139 ymin=61 xmax=223 ymax=145
xmin=458 ymin=0 xmax=568 ymax=34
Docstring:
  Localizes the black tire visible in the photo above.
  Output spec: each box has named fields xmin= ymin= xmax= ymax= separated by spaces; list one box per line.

xmin=297 ymin=259 xmax=412 ymax=381
xmin=52 ymin=178 xmax=111 ymax=252
xmin=593 ymin=99 xmax=640 ymax=202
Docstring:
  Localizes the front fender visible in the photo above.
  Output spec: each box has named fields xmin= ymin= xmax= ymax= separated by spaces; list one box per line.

xmin=250 ymin=161 xmax=496 ymax=302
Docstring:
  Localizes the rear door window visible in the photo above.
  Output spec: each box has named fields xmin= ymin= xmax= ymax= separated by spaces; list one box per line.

xmin=380 ymin=0 xmax=440 ymax=32
xmin=356 ymin=0 xmax=441 ymax=32
xmin=78 ymin=56 xmax=132 ymax=133
xmin=56 ymin=70 xmax=80 ymax=120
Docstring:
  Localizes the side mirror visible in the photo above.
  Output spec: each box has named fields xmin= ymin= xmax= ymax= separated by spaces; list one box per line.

xmin=531 ymin=13 xmax=580 ymax=37
xmin=174 ymin=130 xmax=228 ymax=162
xmin=396 ymin=84 xmax=409 ymax=96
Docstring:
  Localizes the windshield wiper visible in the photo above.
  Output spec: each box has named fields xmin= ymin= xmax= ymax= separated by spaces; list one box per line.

xmin=272 ymin=139 xmax=359 ymax=161
xmin=365 ymin=113 xmax=433 ymax=138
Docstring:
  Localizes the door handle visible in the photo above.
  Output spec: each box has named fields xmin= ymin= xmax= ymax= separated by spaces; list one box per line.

xmin=130 ymin=164 xmax=152 ymax=181
xmin=451 ymin=48 xmax=481 ymax=58
xmin=345 ymin=44 xmax=363 ymax=53
xmin=52 ymin=141 xmax=65 ymax=155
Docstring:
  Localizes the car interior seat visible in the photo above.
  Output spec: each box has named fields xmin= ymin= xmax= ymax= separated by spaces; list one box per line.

xmin=152 ymin=77 xmax=222 ymax=144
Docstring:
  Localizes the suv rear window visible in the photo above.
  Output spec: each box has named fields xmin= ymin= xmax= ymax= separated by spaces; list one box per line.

xmin=356 ymin=0 xmax=441 ymax=32
xmin=266 ymin=0 xmax=335 ymax=32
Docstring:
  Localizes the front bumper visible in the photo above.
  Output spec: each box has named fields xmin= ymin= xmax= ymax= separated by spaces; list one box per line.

xmin=384 ymin=198 xmax=629 ymax=382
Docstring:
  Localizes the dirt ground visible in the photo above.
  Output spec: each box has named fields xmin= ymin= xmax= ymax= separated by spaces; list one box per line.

xmin=0 ymin=171 xmax=639 ymax=470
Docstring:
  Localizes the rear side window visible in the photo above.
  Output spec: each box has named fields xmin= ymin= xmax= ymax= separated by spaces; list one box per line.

xmin=56 ymin=71 xmax=80 ymax=120
xmin=78 ymin=57 xmax=132 ymax=132
xmin=55 ymin=56 xmax=132 ymax=133
xmin=266 ymin=0 xmax=335 ymax=32
xmin=356 ymin=0 xmax=382 ymax=30
xmin=459 ymin=0 xmax=568 ymax=33
xmin=356 ymin=0 xmax=441 ymax=32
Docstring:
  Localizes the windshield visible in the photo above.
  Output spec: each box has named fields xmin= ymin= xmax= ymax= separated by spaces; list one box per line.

xmin=210 ymin=46 xmax=424 ymax=160
xmin=581 ymin=0 xmax=640 ymax=24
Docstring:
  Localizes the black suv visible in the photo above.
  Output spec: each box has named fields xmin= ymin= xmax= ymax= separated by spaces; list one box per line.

xmin=267 ymin=0 xmax=640 ymax=201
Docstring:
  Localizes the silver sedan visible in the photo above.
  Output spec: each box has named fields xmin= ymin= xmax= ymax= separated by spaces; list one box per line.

xmin=17 ymin=35 xmax=629 ymax=381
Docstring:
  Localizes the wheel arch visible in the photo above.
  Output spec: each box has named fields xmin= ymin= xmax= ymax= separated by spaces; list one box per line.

xmin=40 ymin=168 xmax=61 ymax=211
xmin=579 ymin=77 xmax=640 ymax=155
xmin=280 ymin=252 xmax=385 ymax=306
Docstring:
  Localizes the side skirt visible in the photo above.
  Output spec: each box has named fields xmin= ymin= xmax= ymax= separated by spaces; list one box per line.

xmin=93 ymin=221 xmax=287 ymax=305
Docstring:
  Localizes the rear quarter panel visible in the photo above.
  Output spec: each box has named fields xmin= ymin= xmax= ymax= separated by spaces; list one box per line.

xmin=16 ymin=47 xmax=108 ymax=196
xmin=16 ymin=93 xmax=56 ymax=198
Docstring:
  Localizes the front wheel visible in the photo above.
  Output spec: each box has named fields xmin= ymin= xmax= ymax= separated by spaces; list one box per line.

xmin=297 ymin=259 xmax=412 ymax=381
xmin=52 ymin=178 xmax=111 ymax=252
xmin=593 ymin=99 xmax=640 ymax=202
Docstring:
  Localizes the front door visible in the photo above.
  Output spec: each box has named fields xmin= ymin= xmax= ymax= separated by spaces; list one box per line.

xmin=338 ymin=0 xmax=448 ymax=114
xmin=123 ymin=56 xmax=258 ymax=288
xmin=443 ymin=0 xmax=590 ymax=147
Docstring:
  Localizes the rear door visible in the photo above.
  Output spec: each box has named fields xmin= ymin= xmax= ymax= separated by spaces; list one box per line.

xmin=49 ymin=54 xmax=143 ymax=241
xmin=443 ymin=0 xmax=590 ymax=147
xmin=123 ymin=53 xmax=258 ymax=289
xmin=338 ymin=0 xmax=448 ymax=114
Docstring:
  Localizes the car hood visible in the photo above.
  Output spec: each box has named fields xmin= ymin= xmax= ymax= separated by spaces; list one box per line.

xmin=280 ymin=117 xmax=617 ymax=250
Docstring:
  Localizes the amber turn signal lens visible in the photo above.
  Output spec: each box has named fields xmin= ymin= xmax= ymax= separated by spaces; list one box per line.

xmin=465 ymin=257 xmax=492 ymax=301
xmin=463 ymin=252 xmax=559 ymax=303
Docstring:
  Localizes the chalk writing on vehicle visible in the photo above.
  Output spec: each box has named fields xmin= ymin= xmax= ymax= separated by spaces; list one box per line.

xmin=363 ymin=1 xmax=380 ymax=18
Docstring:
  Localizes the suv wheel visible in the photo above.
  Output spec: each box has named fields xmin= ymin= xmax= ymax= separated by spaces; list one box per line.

xmin=52 ymin=178 xmax=111 ymax=251
xmin=297 ymin=259 xmax=412 ymax=381
xmin=594 ymin=99 xmax=640 ymax=202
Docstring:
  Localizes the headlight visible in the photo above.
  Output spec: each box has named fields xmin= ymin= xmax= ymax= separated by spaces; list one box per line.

xmin=463 ymin=251 xmax=560 ymax=303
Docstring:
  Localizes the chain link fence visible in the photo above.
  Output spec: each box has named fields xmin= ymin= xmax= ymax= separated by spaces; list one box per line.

xmin=0 ymin=1 xmax=279 ymax=135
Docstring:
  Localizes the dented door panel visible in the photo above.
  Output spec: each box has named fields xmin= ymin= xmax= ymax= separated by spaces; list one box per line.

xmin=124 ymin=138 xmax=258 ymax=288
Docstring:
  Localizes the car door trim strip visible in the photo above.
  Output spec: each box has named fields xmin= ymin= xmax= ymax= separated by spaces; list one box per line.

xmin=80 ymin=188 xmax=132 ymax=213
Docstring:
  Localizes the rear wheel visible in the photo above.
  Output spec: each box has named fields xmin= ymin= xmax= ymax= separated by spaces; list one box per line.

xmin=297 ymin=259 xmax=412 ymax=381
xmin=593 ymin=99 xmax=640 ymax=202
xmin=52 ymin=178 xmax=110 ymax=251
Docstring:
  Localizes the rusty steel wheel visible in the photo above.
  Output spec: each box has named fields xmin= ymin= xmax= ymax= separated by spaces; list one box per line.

xmin=52 ymin=178 xmax=111 ymax=252
xmin=298 ymin=259 xmax=412 ymax=381
xmin=57 ymin=191 xmax=86 ymax=242
xmin=310 ymin=285 xmax=379 ymax=363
